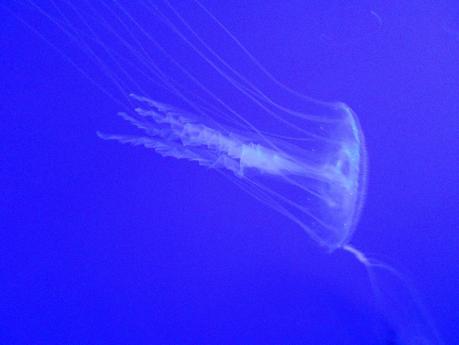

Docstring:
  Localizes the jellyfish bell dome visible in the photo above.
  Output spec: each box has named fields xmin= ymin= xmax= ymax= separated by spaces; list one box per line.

xmin=314 ymin=103 xmax=368 ymax=250
xmin=232 ymin=100 xmax=369 ymax=252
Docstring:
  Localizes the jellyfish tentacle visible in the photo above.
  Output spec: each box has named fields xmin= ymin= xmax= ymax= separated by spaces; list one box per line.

xmin=193 ymin=0 xmax=338 ymax=110
xmin=343 ymin=245 xmax=444 ymax=345
xmin=147 ymin=1 xmax=337 ymax=139
xmin=97 ymin=131 xmax=219 ymax=170
xmin=162 ymin=0 xmax=342 ymax=124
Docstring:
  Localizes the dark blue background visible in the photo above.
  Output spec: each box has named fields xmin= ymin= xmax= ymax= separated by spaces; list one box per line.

xmin=1 ymin=1 xmax=458 ymax=344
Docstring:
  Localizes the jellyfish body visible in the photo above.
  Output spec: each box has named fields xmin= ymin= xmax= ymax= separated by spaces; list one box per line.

xmin=99 ymin=91 xmax=367 ymax=251
xmin=7 ymin=0 xmax=367 ymax=250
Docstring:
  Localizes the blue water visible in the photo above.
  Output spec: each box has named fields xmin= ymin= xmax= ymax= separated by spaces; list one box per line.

xmin=1 ymin=1 xmax=458 ymax=344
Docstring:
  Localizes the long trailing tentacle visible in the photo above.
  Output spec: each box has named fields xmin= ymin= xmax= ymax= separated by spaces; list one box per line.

xmin=343 ymin=245 xmax=444 ymax=345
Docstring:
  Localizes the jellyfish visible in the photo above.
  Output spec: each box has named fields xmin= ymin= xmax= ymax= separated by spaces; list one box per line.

xmin=98 ymin=92 xmax=367 ymax=253
xmin=5 ymin=1 xmax=443 ymax=344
